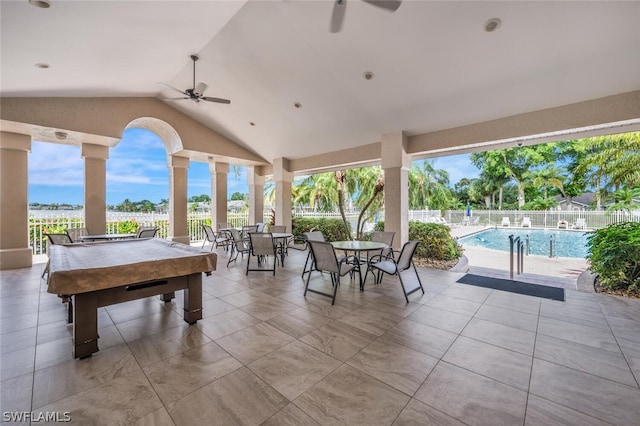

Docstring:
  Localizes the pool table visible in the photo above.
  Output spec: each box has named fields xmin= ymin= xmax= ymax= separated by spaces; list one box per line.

xmin=47 ymin=238 xmax=217 ymax=358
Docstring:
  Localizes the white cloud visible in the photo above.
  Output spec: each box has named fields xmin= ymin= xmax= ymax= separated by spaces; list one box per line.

xmin=29 ymin=142 xmax=84 ymax=186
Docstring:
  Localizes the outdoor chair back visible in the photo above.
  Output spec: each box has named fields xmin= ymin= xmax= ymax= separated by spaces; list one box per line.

xmin=246 ymin=232 xmax=277 ymax=275
xmin=65 ymin=227 xmax=88 ymax=242
xmin=227 ymin=228 xmax=250 ymax=267
xmin=371 ymin=231 xmax=395 ymax=258
xmin=269 ymin=225 xmax=286 ymax=233
xmin=137 ymin=227 xmax=159 ymax=238
xmin=365 ymin=240 xmax=424 ymax=303
xmin=304 ymin=240 xmax=355 ymax=305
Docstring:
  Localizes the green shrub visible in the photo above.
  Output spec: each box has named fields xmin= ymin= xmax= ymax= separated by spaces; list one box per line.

xmin=292 ymin=217 xmax=351 ymax=242
xmin=370 ymin=220 xmax=462 ymax=260
xmin=117 ymin=220 xmax=139 ymax=234
xmin=586 ymin=221 xmax=640 ymax=294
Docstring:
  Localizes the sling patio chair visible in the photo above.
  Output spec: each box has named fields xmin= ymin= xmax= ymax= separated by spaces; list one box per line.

xmin=226 ymin=228 xmax=250 ymax=267
xmin=137 ymin=226 xmax=159 ymax=238
xmin=246 ymin=232 xmax=278 ymax=275
xmin=304 ymin=240 xmax=356 ymax=305
xmin=365 ymin=240 xmax=425 ymax=303
xmin=201 ymin=224 xmax=231 ymax=251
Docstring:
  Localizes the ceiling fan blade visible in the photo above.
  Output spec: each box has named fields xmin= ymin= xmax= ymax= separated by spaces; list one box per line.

xmin=164 ymin=97 xmax=190 ymax=101
xmin=362 ymin=0 xmax=401 ymax=12
xmin=202 ymin=96 xmax=231 ymax=104
xmin=330 ymin=0 xmax=346 ymax=33
xmin=157 ymin=82 xmax=187 ymax=96
xmin=194 ymin=82 xmax=208 ymax=96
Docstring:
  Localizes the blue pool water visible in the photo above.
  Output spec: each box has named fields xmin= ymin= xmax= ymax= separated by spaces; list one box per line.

xmin=458 ymin=228 xmax=591 ymax=258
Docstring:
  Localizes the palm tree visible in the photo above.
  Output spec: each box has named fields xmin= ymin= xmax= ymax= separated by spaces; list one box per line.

xmin=409 ymin=160 xmax=454 ymax=210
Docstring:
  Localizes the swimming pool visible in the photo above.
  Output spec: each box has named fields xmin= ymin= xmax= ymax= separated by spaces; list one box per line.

xmin=458 ymin=228 xmax=591 ymax=258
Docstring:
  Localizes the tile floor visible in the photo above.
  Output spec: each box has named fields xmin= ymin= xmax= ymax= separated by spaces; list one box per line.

xmin=1 ymin=246 xmax=640 ymax=425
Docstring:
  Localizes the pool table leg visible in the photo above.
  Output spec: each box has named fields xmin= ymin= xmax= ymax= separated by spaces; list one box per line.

xmin=73 ymin=293 xmax=99 ymax=359
xmin=160 ymin=291 xmax=175 ymax=302
xmin=183 ymin=273 xmax=203 ymax=324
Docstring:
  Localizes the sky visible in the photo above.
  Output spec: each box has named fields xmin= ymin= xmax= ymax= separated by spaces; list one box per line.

xmin=28 ymin=128 xmax=479 ymax=205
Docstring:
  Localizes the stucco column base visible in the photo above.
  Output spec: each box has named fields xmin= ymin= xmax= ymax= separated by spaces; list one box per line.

xmin=167 ymin=236 xmax=191 ymax=245
xmin=0 ymin=248 xmax=33 ymax=270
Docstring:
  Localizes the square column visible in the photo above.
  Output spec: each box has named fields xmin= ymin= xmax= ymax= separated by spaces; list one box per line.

xmin=209 ymin=161 xmax=228 ymax=229
xmin=169 ymin=155 xmax=190 ymax=244
xmin=273 ymin=158 xmax=292 ymax=229
xmin=82 ymin=144 xmax=109 ymax=234
xmin=0 ymin=132 xmax=32 ymax=270
xmin=381 ymin=131 xmax=410 ymax=248
xmin=247 ymin=166 xmax=265 ymax=224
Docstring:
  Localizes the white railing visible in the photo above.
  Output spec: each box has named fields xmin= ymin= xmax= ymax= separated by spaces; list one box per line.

xmin=27 ymin=208 xmax=639 ymax=255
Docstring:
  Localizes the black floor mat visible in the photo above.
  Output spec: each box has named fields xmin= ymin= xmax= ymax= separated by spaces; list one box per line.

xmin=456 ymin=274 xmax=565 ymax=301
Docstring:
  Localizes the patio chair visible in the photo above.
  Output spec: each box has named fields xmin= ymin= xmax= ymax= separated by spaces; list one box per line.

xmin=201 ymin=224 xmax=231 ymax=252
xmin=371 ymin=231 xmax=395 ymax=258
xmin=65 ymin=227 xmax=88 ymax=242
xmin=573 ymin=218 xmax=586 ymax=229
xmin=137 ymin=227 xmax=159 ymax=238
xmin=256 ymin=222 xmax=265 ymax=232
xmin=218 ymin=222 xmax=232 ymax=230
xmin=521 ymin=217 xmax=531 ymax=228
xmin=365 ymin=240 xmax=424 ymax=303
xmin=557 ymin=220 xmax=568 ymax=229
xmin=241 ymin=224 xmax=258 ymax=240
xmin=227 ymin=228 xmax=250 ymax=267
xmin=501 ymin=217 xmax=510 ymax=227
xmin=301 ymin=230 xmax=326 ymax=277
xmin=246 ymin=232 xmax=278 ymax=275
xmin=304 ymin=240 xmax=356 ymax=305
xmin=269 ymin=225 xmax=286 ymax=233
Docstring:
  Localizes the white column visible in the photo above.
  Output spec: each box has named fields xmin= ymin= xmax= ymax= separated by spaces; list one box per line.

xmin=0 ymin=132 xmax=32 ymax=270
xmin=381 ymin=131 xmax=410 ymax=248
xmin=247 ymin=166 xmax=265 ymax=224
xmin=209 ymin=161 xmax=228 ymax=229
xmin=82 ymin=143 xmax=109 ymax=234
xmin=169 ymin=155 xmax=190 ymax=244
xmin=273 ymin=158 xmax=293 ymax=230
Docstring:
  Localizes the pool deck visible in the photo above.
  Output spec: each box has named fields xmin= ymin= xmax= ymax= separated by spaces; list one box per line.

xmin=450 ymin=225 xmax=590 ymax=290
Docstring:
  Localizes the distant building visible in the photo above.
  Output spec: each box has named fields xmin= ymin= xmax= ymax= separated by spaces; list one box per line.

xmin=555 ymin=192 xmax=596 ymax=211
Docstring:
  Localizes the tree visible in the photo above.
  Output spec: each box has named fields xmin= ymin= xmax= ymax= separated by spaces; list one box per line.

xmin=408 ymin=161 xmax=456 ymax=210
xmin=230 ymin=192 xmax=246 ymax=201
xmin=189 ymin=194 xmax=211 ymax=203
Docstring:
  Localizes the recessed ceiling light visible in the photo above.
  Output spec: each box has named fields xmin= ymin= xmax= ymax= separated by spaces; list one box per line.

xmin=363 ymin=71 xmax=375 ymax=80
xmin=54 ymin=131 xmax=67 ymax=140
xmin=35 ymin=63 xmax=50 ymax=69
xmin=249 ymin=122 xmax=255 ymax=126
xmin=485 ymin=18 xmax=501 ymax=32
xmin=29 ymin=0 xmax=51 ymax=9
xmin=294 ymin=102 xmax=302 ymax=109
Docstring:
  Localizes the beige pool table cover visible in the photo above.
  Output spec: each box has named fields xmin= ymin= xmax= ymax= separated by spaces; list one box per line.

xmin=47 ymin=239 xmax=217 ymax=294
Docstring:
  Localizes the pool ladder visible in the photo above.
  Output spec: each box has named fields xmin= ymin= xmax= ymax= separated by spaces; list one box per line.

xmin=508 ymin=234 xmax=526 ymax=279
xmin=549 ymin=234 xmax=557 ymax=258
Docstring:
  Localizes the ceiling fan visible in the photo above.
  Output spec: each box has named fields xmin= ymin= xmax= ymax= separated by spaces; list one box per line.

xmin=158 ymin=54 xmax=231 ymax=104
xmin=330 ymin=0 xmax=402 ymax=33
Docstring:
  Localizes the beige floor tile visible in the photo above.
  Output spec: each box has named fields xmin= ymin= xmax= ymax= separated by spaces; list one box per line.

xmin=144 ymin=341 xmax=242 ymax=407
xmin=462 ymin=318 xmax=536 ymax=355
xmin=407 ymin=305 xmax=471 ymax=334
xmin=239 ymin=297 xmax=299 ymax=321
xmin=393 ymin=398 xmax=466 ymax=425
xmin=34 ymin=369 xmax=163 ymax=425
xmin=294 ymin=364 xmax=410 ymax=426
xmin=537 ymin=316 xmax=620 ymax=353
xmin=440 ymin=284 xmax=492 ymax=303
xmin=168 ymin=367 xmax=288 ymax=426
xmin=215 ymin=322 xmax=295 ymax=364
xmin=426 ymin=294 xmax=482 ymax=316
xmin=267 ymin=307 xmax=333 ymax=338
xmin=347 ymin=339 xmax=438 ymax=395
xmin=529 ymin=358 xmax=640 ymax=425
xmin=299 ymin=320 xmax=377 ymax=362
xmin=32 ymin=344 xmax=140 ymax=409
xmin=415 ymin=362 xmax=527 ymax=426
xmin=34 ymin=337 xmax=74 ymax=370
xmin=484 ymin=291 xmax=541 ymax=315
xmin=336 ymin=307 xmax=403 ymax=336
xmin=443 ymin=336 xmax=532 ymax=391
xmin=534 ymin=334 xmax=636 ymax=387
xmin=249 ymin=340 xmax=341 ymax=400
xmin=115 ymin=311 xmax=186 ymax=343
xmin=261 ymin=403 xmax=320 ymax=426
xmin=381 ymin=319 xmax=458 ymax=359
xmin=128 ymin=325 xmax=211 ymax=367
xmin=473 ymin=303 xmax=539 ymax=332
xmin=0 ymin=372 xmax=33 ymax=416
xmin=195 ymin=308 xmax=261 ymax=340
xmin=0 ymin=346 xmax=35 ymax=381
xmin=524 ymin=394 xmax=613 ymax=426
xmin=132 ymin=407 xmax=176 ymax=426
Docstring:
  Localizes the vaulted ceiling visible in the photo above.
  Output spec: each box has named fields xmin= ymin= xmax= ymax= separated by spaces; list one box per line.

xmin=2 ymin=0 xmax=639 ymax=166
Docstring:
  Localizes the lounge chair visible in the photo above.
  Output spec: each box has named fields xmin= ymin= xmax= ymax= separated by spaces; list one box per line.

xmin=557 ymin=220 xmax=568 ymax=229
xmin=521 ymin=217 xmax=531 ymax=228
xmin=573 ymin=218 xmax=586 ymax=229
xmin=137 ymin=227 xmax=159 ymax=238
xmin=501 ymin=217 xmax=510 ymax=227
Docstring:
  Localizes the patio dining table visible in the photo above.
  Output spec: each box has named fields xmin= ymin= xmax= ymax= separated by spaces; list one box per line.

xmin=330 ymin=240 xmax=388 ymax=290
